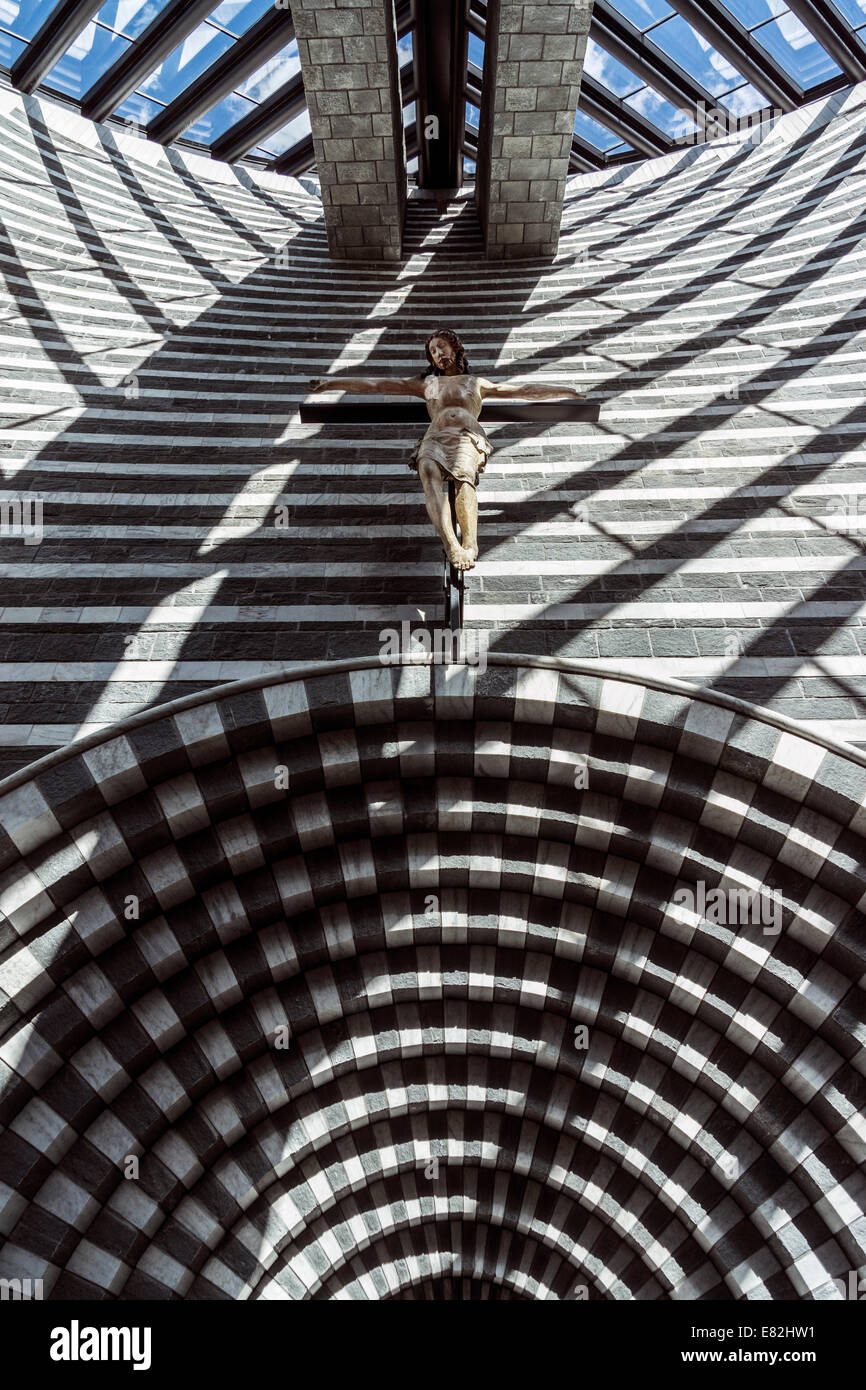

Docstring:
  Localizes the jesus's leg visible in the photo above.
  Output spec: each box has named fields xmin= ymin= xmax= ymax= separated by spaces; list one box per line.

xmin=454 ymin=481 xmax=478 ymax=565
xmin=417 ymin=458 xmax=474 ymax=570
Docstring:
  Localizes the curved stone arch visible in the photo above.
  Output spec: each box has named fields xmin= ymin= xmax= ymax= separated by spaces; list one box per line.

xmin=64 ymin=986 xmax=844 ymax=1303
xmin=10 ymin=899 xmax=862 ymax=1297
xmin=172 ymin=1083 xmax=732 ymax=1302
xmin=258 ymin=1212 xmax=599 ymax=1302
xmin=2 ymin=655 xmax=866 ymax=1300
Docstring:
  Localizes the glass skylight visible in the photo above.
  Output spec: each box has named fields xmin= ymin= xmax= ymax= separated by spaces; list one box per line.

xmin=138 ymin=23 xmax=234 ymax=104
xmin=574 ymin=108 xmax=628 ymax=152
xmin=207 ymin=0 xmax=274 ymax=37
xmin=585 ymin=38 xmax=643 ymax=97
xmin=96 ymin=1 xmax=172 ymax=41
xmin=0 ymin=0 xmax=862 ymax=176
xmin=608 ymin=0 xmax=674 ymax=29
xmin=827 ymin=0 xmax=866 ymax=26
xmin=0 ymin=0 xmax=58 ymax=39
xmin=43 ymin=21 xmax=130 ymax=98
xmin=237 ymin=39 xmax=299 ymax=102
xmin=751 ymin=10 xmax=843 ymax=84
xmin=646 ymin=15 xmax=745 ymax=94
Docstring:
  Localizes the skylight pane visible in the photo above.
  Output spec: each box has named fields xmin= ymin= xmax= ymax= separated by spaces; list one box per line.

xmin=397 ymin=29 xmax=413 ymax=61
xmin=259 ymin=108 xmax=311 ymax=155
xmin=717 ymin=82 xmax=769 ymax=115
xmin=207 ymin=0 xmax=274 ymax=36
xmin=574 ymin=107 xmax=627 ymax=150
xmin=0 ymin=28 xmax=26 ymax=64
xmin=719 ymin=0 xmax=790 ymax=24
xmin=97 ymin=1 xmax=172 ymax=40
xmin=826 ymin=0 xmax=866 ymax=25
xmin=625 ymin=85 xmax=696 ymax=138
xmin=43 ymin=21 xmax=130 ymax=98
xmin=466 ymin=101 xmax=480 ymax=128
xmin=237 ymin=39 xmax=300 ymax=101
xmin=403 ymin=99 xmax=416 ymax=125
xmin=185 ymin=91 xmax=256 ymax=143
xmin=139 ymin=22 xmax=234 ymax=103
xmin=115 ymin=91 xmax=164 ymax=124
xmin=584 ymin=38 xmax=643 ymax=96
xmin=407 ymin=154 xmax=419 ymax=172
xmin=648 ymin=14 xmax=743 ymax=94
xmin=606 ymin=0 xmax=673 ymax=29
xmin=0 ymin=0 xmax=59 ymax=41
xmin=752 ymin=11 xmax=842 ymax=86
xmin=468 ymin=32 xmax=484 ymax=67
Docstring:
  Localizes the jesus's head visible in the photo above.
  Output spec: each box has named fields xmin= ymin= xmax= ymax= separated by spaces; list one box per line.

xmin=424 ymin=329 xmax=469 ymax=376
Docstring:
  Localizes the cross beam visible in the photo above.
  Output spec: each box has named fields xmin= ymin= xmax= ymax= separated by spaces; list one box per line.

xmin=298 ymin=401 xmax=598 ymax=423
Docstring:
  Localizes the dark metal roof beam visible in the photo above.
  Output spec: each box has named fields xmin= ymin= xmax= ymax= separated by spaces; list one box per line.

xmin=399 ymin=60 xmax=417 ymax=105
xmin=570 ymin=136 xmax=606 ymax=171
xmin=783 ymin=0 xmax=866 ymax=82
xmin=467 ymin=8 xmax=486 ymax=40
xmin=81 ymin=0 xmax=217 ymax=123
xmin=579 ymin=75 xmax=673 ymax=156
xmin=147 ymin=9 xmax=296 ymax=145
xmin=395 ymin=0 xmax=413 ymax=39
xmin=10 ymin=0 xmax=103 ymax=93
xmin=270 ymin=133 xmax=315 ymax=176
xmin=413 ymin=0 xmax=469 ymax=190
xmin=669 ymin=0 xmax=799 ymax=108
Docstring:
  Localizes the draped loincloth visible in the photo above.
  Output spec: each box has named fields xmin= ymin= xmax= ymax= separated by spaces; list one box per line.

xmin=408 ymin=424 xmax=493 ymax=488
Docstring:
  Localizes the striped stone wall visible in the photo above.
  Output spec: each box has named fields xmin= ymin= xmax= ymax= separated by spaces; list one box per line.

xmin=0 ymin=80 xmax=865 ymax=767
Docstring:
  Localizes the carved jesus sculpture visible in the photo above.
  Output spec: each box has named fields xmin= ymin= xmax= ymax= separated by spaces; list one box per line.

xmin=309 ymin=327 xmax=585 ymax=571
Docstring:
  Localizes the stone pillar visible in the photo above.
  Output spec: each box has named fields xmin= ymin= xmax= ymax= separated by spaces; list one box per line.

xmin=476 ymin=0 xmax=592 ymax=259
xmin=292 ymin=0 xmax=406 ymax=261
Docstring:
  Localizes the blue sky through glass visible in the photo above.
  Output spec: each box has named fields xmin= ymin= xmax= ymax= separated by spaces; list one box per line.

xmin=608 ymin=0 xmax=673 ymax=28
xmin=626 ymin=84 xmax=696 ymax=137
xmin=751 ymin=10 xmax=843 ymax=83
xmin=718 ymin=0 xmax=787 ymax=24
xmin=647 ymin=14 xmax=743 ymax=93
xmin=0 ymin=29 xmax=24 ymax=64
xmin=584 ymin=38 xmax=643 ymax=96
xmin=258 ymin=107 xmax=310 ymax=156
xmin=827 ymin=0 xmax=866 ymax=25
xmin=44 ymin=21 xmax=130 ymax=98
xmin=237 ymin=38 xmax=299 ymax=101
xmin=0 ymin=0 xmax=58 ymax=40
xmin=139 ymin=22 xmax=234 ymax=103
xmin=185 ymin=90 xmax=255 ymax=142
xmin=114 ymin=91 xmax=164 ymax=123
xmin=574 ymin=107 xmax=631 ymax=151
xmin=96 ymin=1 xmax=171 ymax=41
xmin=1 ymin=0 xmax=861 ymax=170
xmin=207 ymin=0 xmax=274 ymax=37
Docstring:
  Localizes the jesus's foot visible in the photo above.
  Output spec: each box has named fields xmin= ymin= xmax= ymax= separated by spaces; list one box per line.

xmin=446 ymin=542 xmax=476 ymax=571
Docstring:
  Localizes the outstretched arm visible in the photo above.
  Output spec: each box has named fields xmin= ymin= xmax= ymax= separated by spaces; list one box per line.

xmin=309 ymin=375 xmax=427 ymax=397
xmin=477 ymin=377 xmax=585 ymax=400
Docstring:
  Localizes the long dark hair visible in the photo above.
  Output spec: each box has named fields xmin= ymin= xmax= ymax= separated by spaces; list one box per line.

xmin=424 ymin=328 xmax=469 ymax=376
